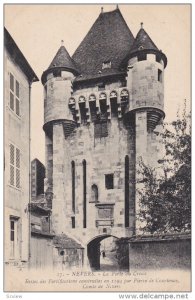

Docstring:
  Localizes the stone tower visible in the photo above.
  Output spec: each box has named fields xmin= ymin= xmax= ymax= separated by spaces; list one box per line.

xmin=42 ymin=43 xmax=79 ymax=227
xmin=124 ymin=25 xmax=167 ymax=232
xmin=126 ymin=24 xmax=167 ymax=165
xmin=42 ymin=8 xmax=167 ymax=267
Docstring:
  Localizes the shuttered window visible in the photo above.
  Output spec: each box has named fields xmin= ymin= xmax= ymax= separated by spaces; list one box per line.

xmin=16 ymin=99 xmax=20 ymax=116
xmin=10 ymin=144 xmax=15 ymax=186
xmin=10 ymin=73 xmax=14 ymax=92
xmin=9 ymin=144 xmax=21 ymax=188
xmin=10 ymin=92 xmax=14 ymax=111
xmin=9 ymin=73 xmax=20 ymax=116
xmin=16 ymin=80 xmax=19 ymax=98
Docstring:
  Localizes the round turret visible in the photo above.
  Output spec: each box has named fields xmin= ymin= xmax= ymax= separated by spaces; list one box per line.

xmin=126 ymin=24 xmax=167 ymax=130
xmin=42 ymin=43 xmax=80 ymax=136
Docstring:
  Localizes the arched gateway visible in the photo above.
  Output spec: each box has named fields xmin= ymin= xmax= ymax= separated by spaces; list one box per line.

xmin=87 ymin=235 xmax=119 ymax=270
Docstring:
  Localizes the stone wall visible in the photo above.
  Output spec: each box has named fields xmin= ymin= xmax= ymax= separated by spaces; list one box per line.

xmin=44 ymin=71 xmax=74 ymax=124
xmin=129 ymin=235 xmax=191 ymax=270
xmin=44 ymin=53 xmax=166 ymax=248
xmin=53 ymin=247 xmax=84 ymax=270
xmin=128 ymin=54 xmax=164 ymax=112
xmin=51 ymin=115 xmax=136 ymax=242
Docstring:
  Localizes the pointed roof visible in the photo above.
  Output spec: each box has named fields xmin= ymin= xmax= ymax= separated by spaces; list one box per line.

xmin=48 ymin=45 xmax=78 ymax=71
xmin=130 ymin=27 xmax=159 ymax=53
xmin=73 ymin=8 xmax=135 ymax=82
xmin=120 ymin=25 xmax=167 ymax=68
xmin=41 ymin=44 xmax=79 ymax=84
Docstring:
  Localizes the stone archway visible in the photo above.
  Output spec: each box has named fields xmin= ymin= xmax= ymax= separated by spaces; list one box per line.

xmin=87 ymin=235 xmax=119 ymax=271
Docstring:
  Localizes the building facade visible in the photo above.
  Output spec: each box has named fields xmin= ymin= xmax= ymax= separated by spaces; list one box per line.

xmin=42 ymin=8 xmax=167 ymax=268
xmin=4 ymin=28 xmax=38 ymax=266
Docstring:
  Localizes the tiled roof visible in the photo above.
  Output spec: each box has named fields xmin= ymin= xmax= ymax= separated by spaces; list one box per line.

xmin=121 ymin=26 xmax=167 ymax=68
xmin=48 ymin=45 xmax=79 ymax=73
xmin=53 ymin=234 xmax=84 ymax=249
xmin=41 ymin=45 xmax=79 ymax=84
xmin=73 ymin=8 xmax=134 ymax=82
xmin=130 ymin=27 xmax=159 ymax=54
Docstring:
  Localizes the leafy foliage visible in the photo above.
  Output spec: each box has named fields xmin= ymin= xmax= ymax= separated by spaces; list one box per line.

xmin=137 ymin=106 xmax=191 ymax=234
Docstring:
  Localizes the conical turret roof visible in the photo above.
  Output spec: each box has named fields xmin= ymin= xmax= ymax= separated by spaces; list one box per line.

xmin=48 ymin=45 xmax=78 ymax=71
xmin=41 ymin=44 xmax=79 ymax=84
xmin=130 ymin=27 xmax=159 ymax=53
xmin=120 ymin=25 xmax=167 ymax=68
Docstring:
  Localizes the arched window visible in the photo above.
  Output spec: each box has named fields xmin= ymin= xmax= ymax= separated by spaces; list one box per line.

xmin=125 ymin=155 xmax=129 ymax=227
xmin=71 ymin=161 xmax=75 ymax=213
xmin=83 ymin=160 xmax=87 ymax=228
xmin=91 ymin=184 xmax=98 ymax=202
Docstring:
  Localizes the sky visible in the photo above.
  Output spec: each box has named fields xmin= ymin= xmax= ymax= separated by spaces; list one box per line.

xmin=4 ymin=4 xmax=191 ymax=165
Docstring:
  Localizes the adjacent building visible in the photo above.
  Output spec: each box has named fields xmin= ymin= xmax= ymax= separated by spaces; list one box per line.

xmin=4 ymin=28 xmax=39 ymax=266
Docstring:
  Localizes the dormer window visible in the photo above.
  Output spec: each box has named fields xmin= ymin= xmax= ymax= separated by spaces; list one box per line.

xmin=98 ymin=82 xmax=105 ymax=91
xmin=102 ymin=61 xmax=111 ymax=70
xmin=138 ymin=45 xmax=144 ymax=50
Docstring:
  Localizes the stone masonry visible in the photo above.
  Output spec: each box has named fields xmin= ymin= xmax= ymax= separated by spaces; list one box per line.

xmin=41 ymin=8 xmax=167 ymax=268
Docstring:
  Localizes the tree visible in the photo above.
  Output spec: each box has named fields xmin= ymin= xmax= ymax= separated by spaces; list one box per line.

xmin=137 ymin=106 xmax=191 ymax=234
